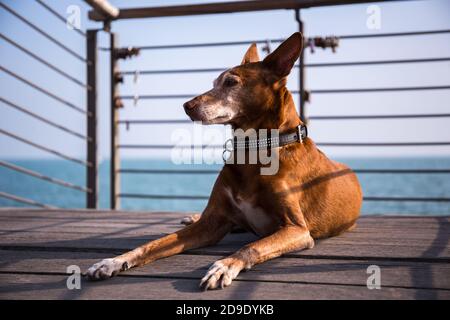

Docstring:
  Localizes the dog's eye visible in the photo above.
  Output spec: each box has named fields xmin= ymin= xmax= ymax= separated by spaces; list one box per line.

xmin=223 ymin=77 xmax=238 ymax=87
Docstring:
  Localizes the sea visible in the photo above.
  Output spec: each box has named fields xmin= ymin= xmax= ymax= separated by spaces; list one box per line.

xmin=0 ymin=157 xmax=449 ymax=216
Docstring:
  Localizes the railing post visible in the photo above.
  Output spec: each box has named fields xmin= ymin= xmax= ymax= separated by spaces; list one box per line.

xmin=86 ymin=29 xmax=98 ymax=209
xmin=109 ymin=35 xmax=140 ymax=210
xmin=110 ymin=32 xmax=120 ymax=210
xmin=295 ymin=9 xmax=306 ymax=123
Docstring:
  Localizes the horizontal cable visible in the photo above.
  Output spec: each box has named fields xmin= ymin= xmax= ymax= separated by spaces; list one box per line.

xmin=118 ymin=193 xmax=450 ymax=202
xmin=0 ymin=160 xmax=90 ymax=193
xmin=101 ymin=29 xmax=450 ymax=51
xmin=118 ymin=113 xmax=450 ymax=126
xmin=307 ymin=86 xmax=450 ymax=94
xmin=119 ymin=169 xmax=219 ymax=174
xmin=305 ymin=57 xmax=450 ymax=68
xmin=118 ymin=86 xmax=450 ymax=100
xmin=119 ymin=57 xmax=450 ymax=75
xmin=0 ymin=65 xmax=88 ymax=115
xmin=0 ymin=97 xmax=89 ymax=141
xmin=120 ymin=94 xmax=194 ymax=100
xmin=120 ymin=67 xmax=227 ymax=75
xmin=118 ymin=119 xmax=190 ymax=125
xmin=0 ymin=128 xmax=90 ymax=167
xmin=104 ymin=39 xmax=278 ymax=51
xmin=355 ymin=169 xmax=450 ymax=174
xmin=363 ymin=196 xmax=450 ymax=202
xmin=118 ymin=142 xmax=450 ymax=149
xmin=338 ymin=29 xmax=450 ymax=39
xmin=119 ymin=168 xmax=450 ymax=175
xmin=308 ymin=113 xmax=450 ymax=120
xmin=0 ymin=2 xmax=86 ymax=62
xmin=119 ymin=193 xmax=209 ymax=200
xmin=0 ymin=33 xmax=89 ymax=89
xmin=118 ymin=144 xmax=220 ymax=149
xmin=0 ymin=191 xmax=58 ymax=208
xmin=316 ymin=142 xmax=450 ymax=147
xmin=35 ymin=0 xmax=86 ymax=37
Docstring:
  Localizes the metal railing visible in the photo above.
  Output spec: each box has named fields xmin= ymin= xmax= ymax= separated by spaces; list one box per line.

xmin=2 ymin=0 xmax=449 ymax=212
xmin=107 ymin=7 xmax=450 ymax=209
xmin=0 ymin=1 xmax=98 ymax=208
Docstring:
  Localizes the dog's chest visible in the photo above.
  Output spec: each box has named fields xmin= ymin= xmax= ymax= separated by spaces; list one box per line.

xmin=225 ymin=188 xmax=275 ymax=236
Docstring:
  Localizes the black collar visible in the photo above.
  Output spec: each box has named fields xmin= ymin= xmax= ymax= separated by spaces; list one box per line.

xmin=223 ymin=124 xmax=307 ymax=161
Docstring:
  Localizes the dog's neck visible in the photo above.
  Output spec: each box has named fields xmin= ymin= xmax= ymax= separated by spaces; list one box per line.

xmin=231 ymin=87 xmax=302 ymax=134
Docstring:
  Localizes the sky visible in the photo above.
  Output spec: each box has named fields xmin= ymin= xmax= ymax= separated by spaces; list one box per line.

xmin=0 ymin=0 xmax=449 ymax=161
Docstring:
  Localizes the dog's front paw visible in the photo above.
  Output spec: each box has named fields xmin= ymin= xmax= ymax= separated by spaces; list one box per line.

xmin=85 ymin=258 xmax=128 ymax=281
xmin=200 ymin=258 xmax=244 ymax=290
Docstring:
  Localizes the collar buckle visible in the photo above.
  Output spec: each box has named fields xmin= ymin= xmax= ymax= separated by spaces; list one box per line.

xmin=297 ymin=124 xmax=307 ymax=143
xmin=222 ymin=138 xmax=233 ymax=163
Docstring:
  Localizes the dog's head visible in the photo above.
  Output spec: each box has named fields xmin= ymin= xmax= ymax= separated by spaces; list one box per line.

xmin=183 ymin=32 xmax=303 ymax=127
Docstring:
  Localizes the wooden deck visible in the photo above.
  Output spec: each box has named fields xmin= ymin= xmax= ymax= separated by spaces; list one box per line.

xmin=0 ymin=209 xmax=449 ymax=299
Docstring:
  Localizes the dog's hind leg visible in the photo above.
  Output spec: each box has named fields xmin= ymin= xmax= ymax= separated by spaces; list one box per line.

xmin=86 ymin=214 xmax=232 ymax=280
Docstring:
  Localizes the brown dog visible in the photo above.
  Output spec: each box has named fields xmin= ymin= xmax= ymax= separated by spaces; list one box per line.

xmin=86 ymin=32 xmax=362 ymax=290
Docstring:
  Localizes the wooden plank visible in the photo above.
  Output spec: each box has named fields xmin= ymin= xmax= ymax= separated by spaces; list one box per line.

xmin=1 ymin=209 xmax=448 ymax=233
xmin=1 ymin=209 xmax=447 ymax=233
xmin=1 ymin=227 xmax=448 ymax=260
xmin=2 ymin=208 xmax=448 ymax=222
xmin=0 ymin=210 xmax=448 ymax=260
xmin=1 ymin=212 xmax=447 ymax=230
xmin=0 ymin=215 xmax=183 ymax=232
xmin=1 ymin=220 xmax=447 ymax=245
xmin=0 ymin=208 xmax=195 ymax=220
xmin=1 ymin=250 xmax=449 ymax=290
xmin=1 ymin=273 xmax=449 ymax=300
xmin=0 ymin=226 xmax=448 ymax=261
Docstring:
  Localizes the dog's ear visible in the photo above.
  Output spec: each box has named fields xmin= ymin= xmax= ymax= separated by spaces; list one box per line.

xmin=241 ymin=43 xmax=260 ymax=65
xmin=263 ymin=32 xmax=303 ymax=78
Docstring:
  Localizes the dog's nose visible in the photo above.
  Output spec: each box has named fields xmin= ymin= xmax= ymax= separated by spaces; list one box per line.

xmin=183 ymin=100 xmax=197 ymax=111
